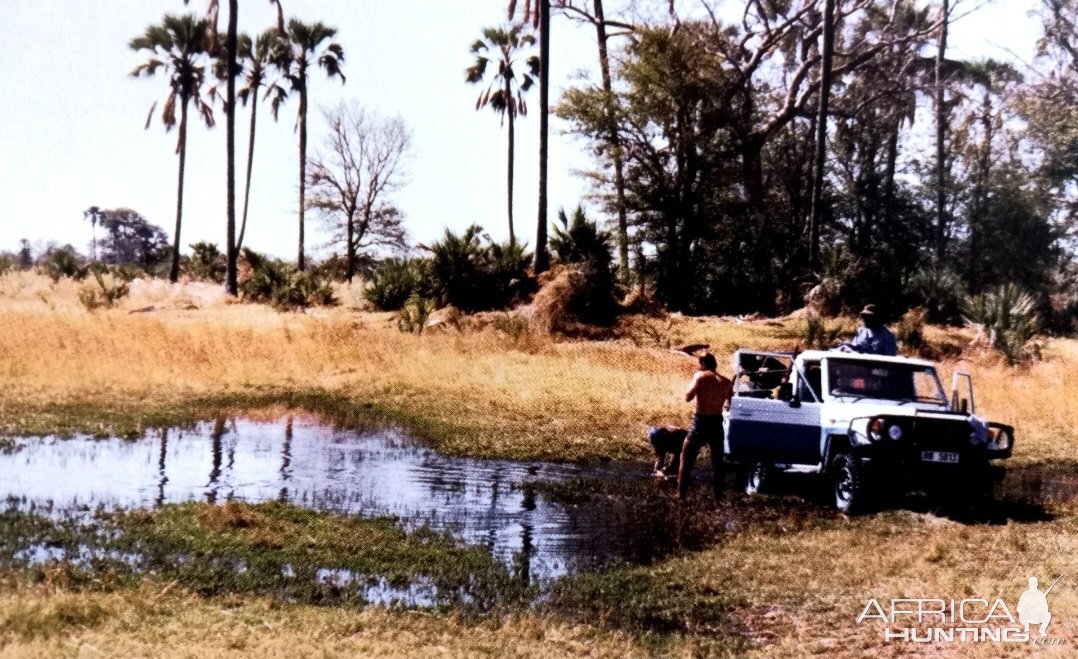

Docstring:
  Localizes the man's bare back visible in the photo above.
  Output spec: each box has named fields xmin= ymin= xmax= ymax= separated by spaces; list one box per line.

xmin=685 ymin=369 xmax=733 ymax=415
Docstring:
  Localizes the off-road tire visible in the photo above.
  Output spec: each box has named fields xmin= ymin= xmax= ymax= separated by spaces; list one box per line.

xmin=831 ymin=453 xmax=867 ymax=514
xmin=960 ymin=472 xmax=998 ymax=516
xmin=743 ymin=462 xmax=773 ymax=495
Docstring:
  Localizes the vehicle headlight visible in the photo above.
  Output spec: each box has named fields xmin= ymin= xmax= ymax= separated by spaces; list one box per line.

xmin=887 ymin=424 xmax=903 ymax=441
xmin=989 ymin=427 xmax=1012 ymax=451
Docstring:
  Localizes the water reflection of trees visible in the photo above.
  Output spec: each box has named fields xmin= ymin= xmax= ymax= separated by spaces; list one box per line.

xmin=141 ymin=419 xmax=668 ymax=583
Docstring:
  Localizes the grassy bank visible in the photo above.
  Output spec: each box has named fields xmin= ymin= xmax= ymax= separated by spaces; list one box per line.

xmin=0 ymin=272 xmax=1075 ymax=465
xmin=2 ymin=496 xmax=1075 ymax=657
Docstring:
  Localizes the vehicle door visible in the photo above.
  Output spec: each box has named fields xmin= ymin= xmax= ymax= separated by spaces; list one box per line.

xmin=727 ymin=356 xmax=823 ymax=466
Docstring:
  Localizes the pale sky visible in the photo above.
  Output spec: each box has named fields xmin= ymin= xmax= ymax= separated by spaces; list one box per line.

xmin=0 ymin=0 xmax=1041 ymax=262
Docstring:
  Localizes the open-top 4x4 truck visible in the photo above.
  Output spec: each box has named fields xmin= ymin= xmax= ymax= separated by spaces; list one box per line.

xmin=725 ymin=349 xmax=1015 ymax=513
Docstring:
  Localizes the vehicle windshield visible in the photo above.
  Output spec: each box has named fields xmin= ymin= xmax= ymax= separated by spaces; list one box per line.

xmin=826 ymin=359 xmax=946 ymax=404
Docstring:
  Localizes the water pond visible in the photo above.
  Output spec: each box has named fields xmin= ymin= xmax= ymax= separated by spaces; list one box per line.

xmin=0 ymin=417 xmax=703 ymax=582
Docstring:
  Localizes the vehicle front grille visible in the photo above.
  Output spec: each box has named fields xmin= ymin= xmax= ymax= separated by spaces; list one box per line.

xmin=908 ymin=417 xmax=971 ymax=453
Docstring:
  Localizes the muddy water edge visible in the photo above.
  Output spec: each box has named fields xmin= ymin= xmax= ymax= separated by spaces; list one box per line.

xmin=0 ymin=416 xmax=1072 ymax=614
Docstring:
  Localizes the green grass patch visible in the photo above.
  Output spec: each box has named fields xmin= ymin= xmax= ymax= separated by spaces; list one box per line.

xmin=0 ymin=502 xmax=526 ymax=610
xmin=0 ymin=387 xmax=641 ymax=463
xmin=543 ymin=559 xmax=749 ymax=655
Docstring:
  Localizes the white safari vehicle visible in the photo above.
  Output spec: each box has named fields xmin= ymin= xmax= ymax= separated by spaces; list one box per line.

xmin=725 ymin=349 xmax=1014 ymax=513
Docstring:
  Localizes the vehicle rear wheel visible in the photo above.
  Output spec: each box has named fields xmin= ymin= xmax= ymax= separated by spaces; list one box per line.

xmin=743 ymin=462 xmax=773 ymax=495
xmin=831 ymin=453 xmax=867 ymax=514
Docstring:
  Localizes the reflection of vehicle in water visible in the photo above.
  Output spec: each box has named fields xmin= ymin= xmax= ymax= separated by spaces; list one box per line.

xmin=725 ymin=349 xmax=1015 ymax=513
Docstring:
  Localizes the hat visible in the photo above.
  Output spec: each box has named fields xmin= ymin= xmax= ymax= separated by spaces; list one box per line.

xmin=859 ymin=304 xmax=879 ymax=318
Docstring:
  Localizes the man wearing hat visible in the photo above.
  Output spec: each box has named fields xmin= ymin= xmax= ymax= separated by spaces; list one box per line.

xmin=848 ymin=304 xmax=897 ymax=356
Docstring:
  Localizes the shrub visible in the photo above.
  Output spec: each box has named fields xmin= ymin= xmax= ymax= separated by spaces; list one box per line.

xmin=397 ymin=294 xmax=434 ymax=334
xmin=494 ymin=312 xmax=531 ymax=341
xmin=366 ymin=258 xmax=424 ymax=311
xmin=427 ymin=225 xmax=532 ymax=312
xmin=239 ymin=249 xmax=338 ymax=311
xmin=78 ymin=270 xmax=130 ymax=310
xmin=908 ymin=266 xmax=963 ymax=324
xmin=962 ymin=284 xmax=1040 ymax=366
xmin=278 ymin=271 xmax=338 ymax=309
xmin=90 ymin=262 xmax=140 ymax=282
xmin=895 ymin=307 xmax=927 ymax=351
xmin=549 ymin=206 xmax=618 ymax=325
xmin=0 ymin=254 xmax=15 ymax=276
xmin=38 ymin=245 xmax=87 ymax=282
xmin=184 ymin=241 xmax=226 ymax=283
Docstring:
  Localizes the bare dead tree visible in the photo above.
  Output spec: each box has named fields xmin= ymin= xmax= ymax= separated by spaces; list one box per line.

xmin=306 ymin=103 xmax=411 ymax=281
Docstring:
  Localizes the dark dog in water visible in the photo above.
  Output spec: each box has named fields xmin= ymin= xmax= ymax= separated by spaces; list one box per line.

xmin=648 ymin=425 xmax=688 ymax=477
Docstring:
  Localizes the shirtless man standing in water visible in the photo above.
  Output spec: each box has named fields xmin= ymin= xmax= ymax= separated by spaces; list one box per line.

xmin=677 ymin=353 xmax=733 ymax=499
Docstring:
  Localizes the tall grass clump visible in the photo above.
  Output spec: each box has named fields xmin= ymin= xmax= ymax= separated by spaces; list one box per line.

xmin=803 ymin=312 xmax=842 ymax=349
xmin=397 ymin=294 xmax=434 ymax=334
xmin=78 ymin=269 xmax=130 ymax=310
xmin=962 ymin=284 xmax=1040 ymax=365
xmin=895 ymin=307 xmax=926 ymax=351
xmin=366 ymin=258 xmax=424 ymax=311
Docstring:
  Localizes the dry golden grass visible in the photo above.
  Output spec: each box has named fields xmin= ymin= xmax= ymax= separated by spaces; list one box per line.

xmin=716 ymin=503 xmax=1078 ymax=658
xmin=0 ymin=272 xmax=1074 ymax=465
xmin=0 ymin=581 xmax=669 ymax=658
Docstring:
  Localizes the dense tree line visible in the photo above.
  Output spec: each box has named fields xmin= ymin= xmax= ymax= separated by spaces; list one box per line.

xmin=554 ymin=0 xmax=1077 ymax=330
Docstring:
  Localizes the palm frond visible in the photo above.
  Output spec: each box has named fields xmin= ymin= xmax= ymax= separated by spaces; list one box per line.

xmin=197 ymin=98 xmax=216 ymax=127
xmin=130 ymin=59 xmax=165 ymax=78
xmin=162 ymin=93 xmax=177 ymax=129
xmin=265 ymin=83 xmax=289 ymax=120
xmin=144 ymin=101 xmax=158 ymax=130
xmin=319 ymin=53 xmax=345 ymax=82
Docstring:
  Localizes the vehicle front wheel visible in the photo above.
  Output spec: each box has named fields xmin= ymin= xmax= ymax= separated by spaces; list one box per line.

xmin=743 ymin=462 xmax=773 ymax=495
xmin=831 ymin=453 xmax=868 ymax=514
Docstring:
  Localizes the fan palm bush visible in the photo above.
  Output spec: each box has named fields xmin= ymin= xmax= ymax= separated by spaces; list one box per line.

xmin=962 ymin=284 xmax=1040 ymax=365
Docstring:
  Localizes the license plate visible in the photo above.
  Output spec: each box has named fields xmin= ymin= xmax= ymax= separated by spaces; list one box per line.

xmin=922 ymin=450 xmax=960 ymax=464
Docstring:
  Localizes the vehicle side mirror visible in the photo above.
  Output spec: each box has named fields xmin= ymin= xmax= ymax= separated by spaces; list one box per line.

xmin=960 ymin=398 xmax=968 ymax=414
xmin=789 ymin=395 xmax=801 ymax=409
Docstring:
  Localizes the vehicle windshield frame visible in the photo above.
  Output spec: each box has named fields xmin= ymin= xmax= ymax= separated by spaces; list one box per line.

xmin=823 ymin=357 xmax=947 ymax=405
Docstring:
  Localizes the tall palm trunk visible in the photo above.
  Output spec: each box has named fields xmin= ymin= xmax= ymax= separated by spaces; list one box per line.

xmin=238 ymin=83 xmax=259 ymax=253
xmin=808 ymin=0 xmax=835 ymax=272
xmin=225 ymin=0 xmax=238 ymax=295
xmin=533 ymin=0 xmax=550 ymax=273
xmin=741 ymin=134 xmax=775 ymax=313
xmin=506 ymin=77 xmax=516 ymax=249
xmin=593 ymin=0 xmax=630 ymax=283
xmin=346 ymin=209 xmax=357 ymax=282
xmin=297 ymin=71 xmax=308 ymax=271
xmin=934 ymin=0 xmax=949 ymax=262
xmin=171 ymin=96 xmax=190 ymax=283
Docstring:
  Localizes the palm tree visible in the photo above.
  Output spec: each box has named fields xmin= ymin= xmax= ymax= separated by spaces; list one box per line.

xmin=534 ymin=0 xmax=551 ymax=273
xmin=189 ymin=0 xmax=283 ymax=293
xmin=466 ymin=25 xmax=539 ymax=249
xmin=236 ymin=28 xmax=289 ymax=254
xmin=130 ymin=13 xmax=216 ymax=283
xmin=83 ymin=206 xmax=102 ymax=262
xmin=276 ymin=18 xmax=345 ymax=272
